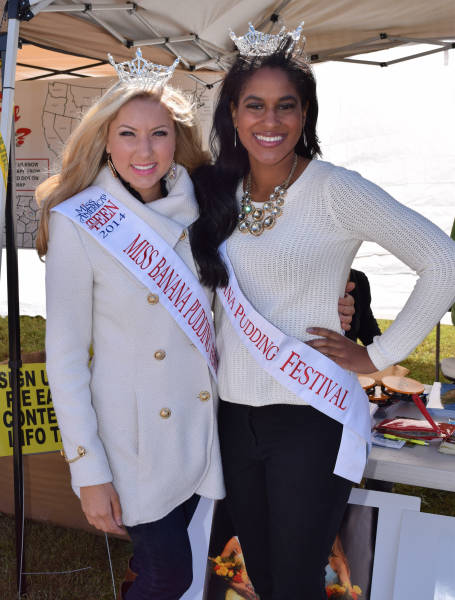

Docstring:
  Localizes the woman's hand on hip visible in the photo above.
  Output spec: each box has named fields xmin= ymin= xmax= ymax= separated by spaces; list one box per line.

xmin=306 ymin=327 xmax=377 ymax=374
xmin=338 ymin=281 xmax=355 ymax=332
xmin=80 ymin=482 xmax=125 ymax=534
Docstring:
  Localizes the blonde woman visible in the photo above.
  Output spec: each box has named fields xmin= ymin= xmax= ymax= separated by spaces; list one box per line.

xmin=36 ymin=59 xmax=224 ymax=600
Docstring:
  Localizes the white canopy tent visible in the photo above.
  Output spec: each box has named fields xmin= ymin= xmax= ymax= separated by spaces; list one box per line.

xmin=16 ymin=0 xmax=455 ymax=71
xmin=0 ymin=0 xmax=455 ymax=316
xmin=1 ymin=4 xmax=454 ymax=597
xmin=0 ymin=0 xmax=454 ymax=240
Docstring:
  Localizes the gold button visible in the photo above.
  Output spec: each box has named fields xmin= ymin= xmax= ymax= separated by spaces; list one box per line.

xmin=154 ymin=350 xmax=166 ymax=360
xmin=179 ymin=229 xmax=187 ymax=241
xmin=147 ymin=293 xmax=159 ymax=305
xmin=198 ymin=390 xmax=211 ymax=402
xmin=159 ymin=408 xmax=171 ymax=419
xmin=61 ymin=445 xmax=87 ymax=463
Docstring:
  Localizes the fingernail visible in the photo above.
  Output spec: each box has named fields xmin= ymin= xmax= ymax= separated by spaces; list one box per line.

xmin=307 ymin=328 xmax=315 ymax=333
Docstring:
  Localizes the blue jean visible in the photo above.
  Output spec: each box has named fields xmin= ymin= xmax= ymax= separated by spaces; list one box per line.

xmin=125 ymin=494 xmax=200 ymax=600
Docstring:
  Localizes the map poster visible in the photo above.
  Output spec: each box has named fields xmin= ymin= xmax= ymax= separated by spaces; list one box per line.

xmin=2 ymin=72 xmax=221 ymax=249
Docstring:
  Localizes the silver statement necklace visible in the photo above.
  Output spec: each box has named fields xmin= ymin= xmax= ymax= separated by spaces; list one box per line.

xmin=238 ymin=154 xmax=298 ymax=236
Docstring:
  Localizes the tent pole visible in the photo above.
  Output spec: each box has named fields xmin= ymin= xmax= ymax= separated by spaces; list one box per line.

xmin=0 ymin=0 xmax=20 ymax=265
xmin=5 ymin=118 xmax=26 ymax=597
xmin=1 ymin=1 xmax=34 ymax=595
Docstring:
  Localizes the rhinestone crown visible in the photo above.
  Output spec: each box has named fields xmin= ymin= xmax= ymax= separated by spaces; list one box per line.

xmin=108 ymin=48 xmax=180 ymax=88
xmin=229 ymin=22 xmax=305 ymax=57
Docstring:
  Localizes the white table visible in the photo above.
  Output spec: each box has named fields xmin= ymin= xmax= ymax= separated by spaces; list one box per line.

xmin=364 ymin=392 xmax=455 ymax=492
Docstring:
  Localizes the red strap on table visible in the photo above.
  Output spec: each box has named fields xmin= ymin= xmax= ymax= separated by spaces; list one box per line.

xmin=412 ymin=393 xmax=441 ymax=433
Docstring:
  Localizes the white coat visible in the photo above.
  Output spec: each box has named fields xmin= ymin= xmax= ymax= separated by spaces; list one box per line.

xmin=45 ymin=165 xmax=225 ymax=526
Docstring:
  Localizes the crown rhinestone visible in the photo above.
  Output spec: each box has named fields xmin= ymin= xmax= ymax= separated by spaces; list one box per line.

xmin=108 ymin=48 xmax=180 ymax=89
xmin=230 ymin=22 xmax=304 ymax=57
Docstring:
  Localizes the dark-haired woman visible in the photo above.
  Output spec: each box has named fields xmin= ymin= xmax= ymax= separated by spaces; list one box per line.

xmin=190 ymin=37 xmax=455 ymax=600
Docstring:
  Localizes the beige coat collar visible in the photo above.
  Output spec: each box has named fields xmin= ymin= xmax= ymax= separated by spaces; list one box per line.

xmin=94 ymin=165 xmax=199 ymax=248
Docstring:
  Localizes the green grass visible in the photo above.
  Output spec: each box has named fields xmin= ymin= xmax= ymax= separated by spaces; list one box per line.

xmin=0 ymin=316 xmax=46 ymax=362
xmin=377 ymin=319 xmax=455 ymax=520
xmin=1 ymin=316 xmax=455 ymax=598
xmin=0 ymin=515 xmax=132 ymax=600
xmin=378 ymin=319 xmax=455 ymax=385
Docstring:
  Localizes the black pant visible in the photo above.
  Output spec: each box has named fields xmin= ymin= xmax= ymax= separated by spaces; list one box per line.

xmin=125 ymin=494 xmax=199 ymax=600
xmin=218 ymin=401 xmax=352 ymax=600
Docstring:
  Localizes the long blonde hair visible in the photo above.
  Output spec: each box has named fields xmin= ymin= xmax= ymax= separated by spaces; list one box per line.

xmin=36 ymin=81 xmax=209 ymax=257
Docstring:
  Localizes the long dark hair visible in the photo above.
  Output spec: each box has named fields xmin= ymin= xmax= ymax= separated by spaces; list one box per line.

xmin=191 ymin=39 xmax=321 ymax=290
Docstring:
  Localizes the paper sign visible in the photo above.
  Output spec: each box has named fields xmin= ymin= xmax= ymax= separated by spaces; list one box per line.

xmin=0 ymin=362 xmax=62 ymax=456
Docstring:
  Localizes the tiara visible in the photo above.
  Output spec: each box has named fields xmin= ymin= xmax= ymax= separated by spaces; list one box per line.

xmin=229 ymin=22 xmax=305 ymax=57
xmin=108 ymin=48 xmax=180 ymax=88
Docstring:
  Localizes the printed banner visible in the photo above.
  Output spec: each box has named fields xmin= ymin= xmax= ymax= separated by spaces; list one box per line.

xmin=203 ymin=497 xmax=376 ymax=600
xmin=0 ymin=363 xmax=62 ymax=456
xmin=0 ymin=132 xmax=8 ymax=191
xmin=53 ymin=187 xmax=218 ymax=378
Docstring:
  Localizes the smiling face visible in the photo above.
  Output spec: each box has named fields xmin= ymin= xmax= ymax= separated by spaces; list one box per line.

xmin=106 ymin=96 xmax=176 ymax=203
xmin=232 ymin=67 xmax=307 ymax=169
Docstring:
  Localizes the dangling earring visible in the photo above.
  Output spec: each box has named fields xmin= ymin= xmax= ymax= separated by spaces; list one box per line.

xmin=234 ymin=127 xmax=237 ymax=148
xmin=166 ymin=160 xmax=177 ymax=180
xmin=107 ymin=153 xmax=118 ymax=178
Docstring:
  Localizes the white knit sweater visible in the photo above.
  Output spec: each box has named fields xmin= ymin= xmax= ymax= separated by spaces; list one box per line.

xmin=215 ymin=159 xmax=455 ymax=407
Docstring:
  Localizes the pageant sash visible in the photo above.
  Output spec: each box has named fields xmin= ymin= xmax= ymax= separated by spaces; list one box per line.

xmin=217 ymin=242 xmax=371 ymax=483
xmin=53 ymin=186 xmax=217 ymax=378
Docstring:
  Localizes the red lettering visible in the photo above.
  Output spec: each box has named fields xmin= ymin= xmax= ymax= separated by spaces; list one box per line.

xmin=243 ymin=320 xmax=254 ymax=337
xmin=280 ymin=351 xmax=300 ymax=373
xmin=265 ymin=345 xmax=279 ymax=360
xmin=303 ymin=365 xmax=314 ymax=384
xmin=160 ymin=269 xmax=180 ymax=293
xmin=139 ymin=245 xmax=158 ymax=270
xmin=336 ymin=389 xmax=349 ymax=411
xmin=289 ymin=359 xmax=306 ymax=381
xmin=315 ymin=376 xmax=329 ymax=395
xmin=148 ymin=256 xmax=166 ymax=279
xmin=175 ymin=289 xmax=192 ymax=313
xmin=328 ymin=388 xmax=341 ymax=405
xmin=123 ymin=233 xmax=144 ymax=260
xmin=321 ymin=379 xmax=338 ymax=399
xmin=249 ymin=327 xmax=262 ymax=344
xmin=169 ymin=281 xmax=188 ymax=305
xmin=309 ymin=370 xmax=325 ymax=391
xmin=183 ymin=299 xmax=201 ymax=320
xmin=153 ymin=264 xmax=170 ymax=286
xmin=189 ymin=307 xmax=205 ymax=328
xmin=224 ymin=286 xmax=236 ymax=310
xmin=234 ymin=303 xmax=245 ymax=319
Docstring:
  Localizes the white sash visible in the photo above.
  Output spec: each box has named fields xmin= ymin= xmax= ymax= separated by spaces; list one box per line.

xmin=217 ymin=242 xmax=371 ymax=483
xmin=53 ymin=186 xmax=217 ymax=378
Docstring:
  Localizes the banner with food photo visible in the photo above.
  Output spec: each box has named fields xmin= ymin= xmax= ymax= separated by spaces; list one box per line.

xmin=203 ymin=489 xmax=421 ymax=600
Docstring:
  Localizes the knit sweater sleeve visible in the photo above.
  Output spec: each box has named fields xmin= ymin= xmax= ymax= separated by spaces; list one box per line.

xmin=45 ymin=211 xmax=113 ymax=488
xmin=325 ymin=166 xmax=455 ymax=371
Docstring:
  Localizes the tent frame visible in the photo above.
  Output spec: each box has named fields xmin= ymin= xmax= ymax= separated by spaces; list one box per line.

xmin=27 ymin=0 xmax=455 ymax=72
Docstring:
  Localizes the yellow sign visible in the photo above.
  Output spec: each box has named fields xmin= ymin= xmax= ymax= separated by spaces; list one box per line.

xmin=0 ymin=363 xmax=62 ymax=456
xmin=0 ymin=131 xmax=8 ymax=191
